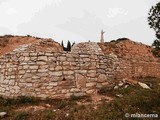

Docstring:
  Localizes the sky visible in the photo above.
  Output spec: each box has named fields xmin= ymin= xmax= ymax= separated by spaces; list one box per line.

xmin=0 ymin=0 xmax=159 ymax=46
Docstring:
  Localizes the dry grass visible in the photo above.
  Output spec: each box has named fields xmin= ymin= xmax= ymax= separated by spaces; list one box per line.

xmin=0 ymin=78 xmax=160 ymax=120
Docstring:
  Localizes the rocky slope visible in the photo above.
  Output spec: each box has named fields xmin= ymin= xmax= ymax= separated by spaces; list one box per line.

xmin=98 ymin=38 xmax=158 ymax=62
xmin=0 ymin=35 xmax=63 ymax=55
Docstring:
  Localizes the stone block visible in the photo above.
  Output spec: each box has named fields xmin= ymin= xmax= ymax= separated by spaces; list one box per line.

xmin=3 ymin=80 xmax=9 ymax=84
xmin=86 ymin=82 xmax=96 ymax=87
xmin=23 ymin=65 xmax=29 ymax=69
xmin=24 ymin=57 xmax=30 ymax=61
xmin=49 ymin=71 xmax=62 ymax=76
xmin=18 ymin=83 xmax=26 ymax=87
xmin=23 ymin=73 xmax=33 ymax=78
xmin=10 ymin=75 xmax=15 ymax=79
xmin=73 ymin=92 xmax=86 ymax=97
xmin=9 ymin=80 xmax=15 ymax=86
xmin=13 ymin=86 xmax=20 ymax=93
xmin=98 ymin=74 xmax=107 ymax=82
xmin=80 ymin=55 xmax=89 ymax=58
xmin=102 ymin=82 xmax=109 ymax=86
xmin=67 ymin=58 xmax=75 ymax=61
xmin=76 ymin=74 xmax=86 ymax=88
xmin=86 ymin=89 xmax=97 ymax=94
xmin=65 ymin=93 xmax=73 ymax=98
xmin=62 ymin=66 xmax=72 ymax=70
xmin=58 ymin=80 xmax=75 ymax=86
xmin=48 ymin=57 xmax=56 ymax=61
xmin=61 ymin=89 xmax=70 ymax=94
xmin=59 ymin=56 xmax=66 ymax=61
xmin=38 ymin=69 xmax=48 ymax=73
xmin=96 ymin=83 xmax=103 ymax=88
xmin=26 ymin=83 xmax=33 ymax=87
xmin=63 ymin=61 xmax=70 ymax=65
xmin=19 ymin=70 xmax=26 ymax=75
xmin=49 ymin=82 xmax=58 ymax=86
xmin=26 ymin=78 xmax=32 ymax=82
xmin=30 ymin=57 xmax=37 ymax=61
xmin=36 ymin=61 xmax=47 ymax=65
xmin=32 ymin=76 xmax=40 ymax=79
xmin=63 ymin=71 xmax=74 ymax=75
xmin=75 ymin=70 xmax=87 ymax=74
xmin=38 ymin=56 xmax=48 ymax=61
xmin=30 ymin=53 xmax=38 ymax=56
xmin=55 ymin=66 xmax=62 ymax=71
xmin=45 ymin=53 xmax=53 ymax=56
xmin=30 ymin=65 xmax=39 ymax=70
xmin=70 ymin=88 xmax=80 ymax=92
xmin=37 ymin=73 xmax=48 ymax=77
xmin=83 ymin=58 xmax=90 ymax=62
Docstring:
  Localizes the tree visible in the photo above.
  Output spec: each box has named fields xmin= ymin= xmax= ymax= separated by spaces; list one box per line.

xmin=72 ymin=42 xmax=75 ymax=47
xmin=61 ymin=40 xmax=64 ymax=47
xmin=148 ymin=2 xmax=160 ymax=56
xmin=67 ymin=40 xmax=71 ymax=51
xmin=148 ymin=2 xmax=160 ymax=40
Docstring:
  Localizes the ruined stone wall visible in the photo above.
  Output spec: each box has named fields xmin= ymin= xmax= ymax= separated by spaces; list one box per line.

xmin=0 ymin=44 xmax=120 ymax=99
xmin=119 ymin=60 xmax=160 ymax=79
xmin=0 ymin=42 xmax=160 ymax=99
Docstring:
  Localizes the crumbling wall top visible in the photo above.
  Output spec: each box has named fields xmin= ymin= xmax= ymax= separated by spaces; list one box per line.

xmin=71 ymin=42 xmax=104 ymax=55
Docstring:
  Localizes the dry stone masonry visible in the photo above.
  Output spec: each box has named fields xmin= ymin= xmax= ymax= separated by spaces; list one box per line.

xmin=0 ymin=41 xmax=160 ymax=99
xmin=0 ymin=42 xmax=120 ymax=99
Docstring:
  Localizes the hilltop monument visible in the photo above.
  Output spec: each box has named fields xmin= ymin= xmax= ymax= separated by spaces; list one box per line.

xmin=100 ymin=30 xmax=105 ymax=43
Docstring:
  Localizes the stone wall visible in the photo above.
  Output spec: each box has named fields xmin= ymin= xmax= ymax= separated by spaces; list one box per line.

xmin=119 ymin=60 xmax=160 ymax=79
xmin=0 ymin=42 xmax=160 ymax=99
xmin=0 ymin=43 xmax=120 ymax=99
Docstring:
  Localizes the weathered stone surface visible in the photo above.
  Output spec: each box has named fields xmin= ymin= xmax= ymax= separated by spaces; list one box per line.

xmin=49 ymin=71 xmax=62 ymax=76
xmin=86 ymin=82 xmax=96 ymax=87
xmin=38 ymin=56 xmax=48 ymax=61
xmin=38 ymin=69 xmax=48 ymax=73
xmin=30 ymin=65 xmax=39 ymax=70
xmin=65 ymin=93 xmax=73 ymax=98
xmin=70 ymin=88 xmax=80 ymax=92
xmin=1 ymin=41 xmax=159 ymax=100
xmin=87 ymin=70 xmax=97 ymax=77
xmin=8 ymin=80 xmax=15 ymax=86
xmin=61 ymin=89 xmax=70 ymax=94
xmin=37 ymin=73 xmax=48 ymax=77
xmin=102 ymin=82 xmax=109 ymax=86
xmin=98 ymin=74 xmax=107 ymax=82
xmin=59 ymin=56 xmax=66 ymax=61
xmin=0 ymin=112 xmax=7 ymax=118
xmin=63 ymin=71 xmax=74 ymax=75
xmin=55 ymin=66 xmax=62 ymax=71
xmin=96 ymin=83 xmax=103 ymax=88
xmin=63 ymin=61 xmax=70 ymax=65
xmin=26 ymin=83 xmax=33 ymax=87
xmin=36 ymin=61 xmax=46 ymax=65
xmin=86 ymin=89 xmax=97 ymax=94
xmin=75 ymin=70 xmax=87 ymax=74
xmin=73 ymin=92 xmax=86 ymax=97
xmin=76 ymin=74 xmax=86 ymax=88
xmin=49 ymin=82 xmax=58 ymax=86
xmin=25 ymin=57 xmax=30 ymax=61
xmin=18 ymin=70 xmax=25 ymax=74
